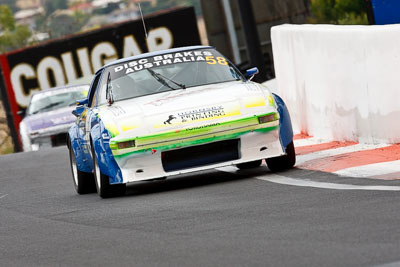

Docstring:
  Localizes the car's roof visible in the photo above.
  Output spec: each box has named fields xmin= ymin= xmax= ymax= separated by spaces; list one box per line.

xmin=102 ymin=45 xmax=214 ymax=69
xmin=31 ymin=84 xmax=89 ymax=97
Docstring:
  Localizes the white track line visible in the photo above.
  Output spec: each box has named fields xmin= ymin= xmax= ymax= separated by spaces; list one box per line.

xmin=257 ymin=175 xmax=400 ymax=191
xmin=0 ymin=194 xmax=8 ymax=199
xmin=294 ymin=137 xmax=329 ymax=147
xmin=217 ymin=167 xmax=400 ymax=191
xmin=217 ymin=166 xmax=239 ymax=173
xmin=334 ymin=160 xmax=400 ymax=178
xmin=296 ymin=143 xmax=389 ymax=166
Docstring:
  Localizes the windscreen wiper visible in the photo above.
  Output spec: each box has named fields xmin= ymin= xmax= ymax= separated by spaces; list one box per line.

xmin=147 ymin=69 xmax=186 ymax=90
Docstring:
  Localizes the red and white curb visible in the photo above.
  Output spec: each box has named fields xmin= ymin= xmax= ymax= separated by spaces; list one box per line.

xmin=218 ymin=133 xmax=400 ymax=191
xmin=294 ymin=134 xmax=400 ymax=180
xmin=218 ymin=134 xmax=400 ymax=191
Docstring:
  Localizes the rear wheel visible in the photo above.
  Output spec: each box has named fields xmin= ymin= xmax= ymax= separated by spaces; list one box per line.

xmin=236 ymin=160 xmax=262 ymax=170
xmin=91 ymin=144 xmax=126 ymax=198
xmin=68 ymin=139 xmax=96 ymax=194
xmin=266 ymin=141 xmax=296 ymax=172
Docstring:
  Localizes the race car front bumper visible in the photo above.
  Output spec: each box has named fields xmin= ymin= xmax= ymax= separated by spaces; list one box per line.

xmin=113 ymin=125 xmax=284 ymax=183
xmin=28 ymin=123 xmax=74 ymax=151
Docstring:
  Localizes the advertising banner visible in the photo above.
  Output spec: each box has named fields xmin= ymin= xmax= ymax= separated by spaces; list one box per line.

xmin=0 ymin=7 xmax=201 ymax=150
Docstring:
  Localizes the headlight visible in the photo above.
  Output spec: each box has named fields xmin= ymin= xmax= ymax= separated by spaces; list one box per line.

xmin=117 ymin=140 xmax=136 ymax=149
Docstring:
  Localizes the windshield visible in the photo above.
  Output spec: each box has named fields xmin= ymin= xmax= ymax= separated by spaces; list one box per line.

xmin=101 ymin=48 xmax=244 ymax=104
xmin=27 ymin=86 xmax=89 ymax=115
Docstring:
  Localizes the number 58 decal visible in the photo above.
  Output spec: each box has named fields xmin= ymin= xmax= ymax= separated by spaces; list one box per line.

xmin=206 ymin=56 xmax=228 ymax=65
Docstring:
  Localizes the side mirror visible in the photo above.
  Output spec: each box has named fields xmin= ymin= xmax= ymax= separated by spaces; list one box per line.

xmin=76 ymin=98 xmax=88 ymax=106
xmin=72 ymin=105 xmax=85 ymax=117
xmin=246 ymin=67 xmax=259 ymax=81
xmin=72 ymin=98 xmax=88 ymax=117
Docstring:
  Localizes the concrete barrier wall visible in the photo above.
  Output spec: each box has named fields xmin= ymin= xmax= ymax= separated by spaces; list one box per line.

xmin=271 ymin=24 xmax=400 ymax=144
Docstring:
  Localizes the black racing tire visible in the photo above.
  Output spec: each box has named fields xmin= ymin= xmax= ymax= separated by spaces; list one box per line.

xmin=236 ymin=160 xmax=262 ymax=170
xmin=91 ymin=143 xmax=126 ymax=198
xmin=266 ymin=141 xmax=296 ymax=172
xmin=68 ymin=139 xmax=96 ymax=194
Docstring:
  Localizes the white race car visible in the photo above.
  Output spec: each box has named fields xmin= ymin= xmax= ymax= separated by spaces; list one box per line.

xmin=19 ymin=84 xmax=89 ymax=151
xmin=68 ymin=46 xmax=295 ymax=198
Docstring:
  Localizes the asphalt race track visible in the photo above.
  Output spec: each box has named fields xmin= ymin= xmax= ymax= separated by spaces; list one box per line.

xmin=1 ymin=146 xmax=400 ymax=266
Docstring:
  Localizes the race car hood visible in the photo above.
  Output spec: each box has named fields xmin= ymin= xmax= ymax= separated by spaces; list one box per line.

xmin=97 ymin=81 xmax=277 ymax=139
xmin=21 ymin=106 xmax=76 ymax=133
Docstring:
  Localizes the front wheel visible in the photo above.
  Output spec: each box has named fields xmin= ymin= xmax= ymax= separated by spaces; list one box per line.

xmin=68 ymin=139 xmax=96 ymax=194
xmin=91 ymin=145 xmax=126 ymax=198
xmin=266 ymin=141 xmax=296 ymax=172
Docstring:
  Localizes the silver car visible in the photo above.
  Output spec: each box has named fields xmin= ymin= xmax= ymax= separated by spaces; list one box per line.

xmin=19 ymin=84 xmax=89 ymax=152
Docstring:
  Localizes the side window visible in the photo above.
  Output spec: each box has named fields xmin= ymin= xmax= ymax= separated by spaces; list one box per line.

xmin=97 ymin=70 xmax=110 ymax=106
xmin=88 ymin=72 xmax=102 ymax=108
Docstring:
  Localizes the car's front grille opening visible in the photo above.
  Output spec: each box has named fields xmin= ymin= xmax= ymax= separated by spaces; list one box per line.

xmin=162 ymin=139 xmax=240 ymax=172
xmin=51 ymin=133 xmax=67 ymax=147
